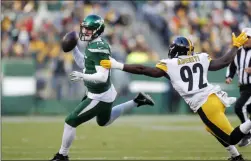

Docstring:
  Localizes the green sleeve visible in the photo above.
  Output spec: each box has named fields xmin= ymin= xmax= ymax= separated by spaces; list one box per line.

xmin=87 ymin=40 xmax=111 ymax=66
xmin=92 ymin=52 xmax=110 ymax=66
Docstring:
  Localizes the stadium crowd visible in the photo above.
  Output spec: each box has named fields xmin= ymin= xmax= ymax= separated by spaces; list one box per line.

xmin=1 ymin=1 xmax=156 ymax=100
xmin=1 ymin=1 xmax=251 ymax=104
xmin=132 ymin=1 xmax=251 ymax=58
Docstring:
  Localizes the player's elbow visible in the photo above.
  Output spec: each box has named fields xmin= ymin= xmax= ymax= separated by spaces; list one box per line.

xmin=99 ymin=77 xmax=108 ymax=83
xmin=94 ymin=66 xmax=109 ymax=83
xmin=97 ymin=73 xmax=108 ymax=83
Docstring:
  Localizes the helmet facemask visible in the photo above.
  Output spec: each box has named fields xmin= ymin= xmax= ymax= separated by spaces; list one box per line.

xmin=79 ymin=25 xmax=95 ymax=41
xmin=186 ymin=39 xmax=194 ymax=56
xmin=168 ymin=44 xmax=177 ymax=58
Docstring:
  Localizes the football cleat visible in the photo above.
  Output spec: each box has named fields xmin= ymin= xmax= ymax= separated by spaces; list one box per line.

xmin=238 ymin=133 xmax=251 ymax=147
xmin=50 ymin=152 xmax=69 ymax=161
xmin=228 ymin=154 xmax=245 ymax=161
xmin=133 ymin=92 xmax=155 ymax=107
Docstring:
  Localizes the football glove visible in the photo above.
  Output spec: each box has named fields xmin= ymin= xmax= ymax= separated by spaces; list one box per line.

xmin=100 ymin=59 xmax=111 ymax=69
xmin=232 ymin=32 xmax=248 ymax=48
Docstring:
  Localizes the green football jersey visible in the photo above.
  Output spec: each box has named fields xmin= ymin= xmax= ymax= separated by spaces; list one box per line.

xmin=83 ymin=37 xmax=111 ymax=94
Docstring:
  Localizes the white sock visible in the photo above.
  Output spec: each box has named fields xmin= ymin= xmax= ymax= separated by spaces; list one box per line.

xmin=226 ymin=145 xmax=240 ymax=157
xmin=240 ymin=119 xmax=251 ymax=134
xmin=104 ymin=100 xmax=137 ymax=126
xmin=59 ymin=123 xmax=76 ymax=156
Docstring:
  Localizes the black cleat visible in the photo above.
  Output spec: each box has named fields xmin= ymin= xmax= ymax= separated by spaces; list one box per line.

xmin=133 ymin=92 xmax=155 ymax=107
xmin=238 ymin=133 xmax=251 ymax=147
xmin=50 ymin=152 xmax=69 ymax=161
xmin=228 ymin=155 xmax=245 ymax=161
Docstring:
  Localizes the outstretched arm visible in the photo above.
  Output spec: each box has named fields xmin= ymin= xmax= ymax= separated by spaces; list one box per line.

xmin=209 ymin=32 xmax=248 ymax=71
xmin=209 ymin=47 xmax=238 ymax=71
xmin=101 ymin=57 xmax=167 ymax=78
xmin=123 ymin=64 xmax=166 ymax=78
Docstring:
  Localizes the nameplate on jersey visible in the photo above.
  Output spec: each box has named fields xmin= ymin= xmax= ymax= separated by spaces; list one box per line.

xmin=178 ymin=56 xmax=200 ymax=65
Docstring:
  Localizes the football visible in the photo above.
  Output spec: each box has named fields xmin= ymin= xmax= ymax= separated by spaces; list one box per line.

xmin=61 ymin=31 xmax=78 ymax=52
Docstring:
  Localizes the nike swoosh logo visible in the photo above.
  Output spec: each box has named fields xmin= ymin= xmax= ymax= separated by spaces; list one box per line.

xmin=170 ymin=46 xmax=175 ymax=50
xmin=138 ymin=98 xmax=147 ymax=102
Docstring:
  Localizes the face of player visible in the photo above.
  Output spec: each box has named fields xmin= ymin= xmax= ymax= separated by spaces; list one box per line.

xmin=80 ymin=26 xmax=94 ymax=41
xmin=243 ymin=36 xmax=251 ymax=48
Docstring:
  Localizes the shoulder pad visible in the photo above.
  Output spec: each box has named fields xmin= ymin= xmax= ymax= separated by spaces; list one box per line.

xmin=197 ymin=52 xmax=211 ymax=61
xmin=88 ymin=40 xmax=110 ymax=54
xmin=158 ymin=59 xmax=169 ymax=64
xmin=156 ymin=59 xmax=168 ymax=72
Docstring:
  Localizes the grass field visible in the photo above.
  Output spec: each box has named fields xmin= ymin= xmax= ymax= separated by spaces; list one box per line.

xmin=2 ymin=115 xmax=251 ymax=160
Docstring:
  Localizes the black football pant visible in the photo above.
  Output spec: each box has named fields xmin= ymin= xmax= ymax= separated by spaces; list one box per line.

xmin=234 ymin=90 xmax=251 ymax=123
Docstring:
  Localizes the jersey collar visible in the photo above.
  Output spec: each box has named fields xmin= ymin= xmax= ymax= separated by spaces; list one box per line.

xmin=90 ymin=36 xmax=102 ymax=43
xmin=178 ymin=55 xmax=190 ymax=58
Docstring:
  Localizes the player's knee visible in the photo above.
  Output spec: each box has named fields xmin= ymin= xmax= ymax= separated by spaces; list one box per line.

xmin=229 ymin=135 xmax=240 ymax=145
xmin=97 ymin=122 xmax=107 ymax=127
xmin=96 ymin=117 xmax=109 ymax=127
xmin=65 ymin=115 xmax=78 ymax=128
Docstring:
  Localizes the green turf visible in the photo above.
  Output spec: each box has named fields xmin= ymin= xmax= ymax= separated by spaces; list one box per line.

xmin=2 ymin=115 xmax=251 ymax=160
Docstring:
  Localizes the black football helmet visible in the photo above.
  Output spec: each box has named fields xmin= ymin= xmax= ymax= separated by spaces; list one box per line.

xmin=168 ymin=36 xmax=194 ymax=58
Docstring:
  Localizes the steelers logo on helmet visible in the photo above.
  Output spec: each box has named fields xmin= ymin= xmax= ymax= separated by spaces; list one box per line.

xmin=79 ymin=14 xmax=105 ymax=41
xmin=168 ymin=36 xmax=194 ymax=59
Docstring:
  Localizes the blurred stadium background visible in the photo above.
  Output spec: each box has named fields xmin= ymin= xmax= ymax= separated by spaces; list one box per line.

xmin=1 ymin=1 xmax=251 ymax=160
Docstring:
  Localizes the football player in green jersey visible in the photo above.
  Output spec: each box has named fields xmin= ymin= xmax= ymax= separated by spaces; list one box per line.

xmin=50 ymin=14 xmax=155 ymax=161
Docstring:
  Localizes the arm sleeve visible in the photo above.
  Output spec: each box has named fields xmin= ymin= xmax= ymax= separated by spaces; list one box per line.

xmin=83 ymin=45 xmax=110 ymax=82
xmin=226 ymin=61 xmax=237 ymax=78
xmin=73 ymin=46 xmax=85 ymax=69
xmin=82 ymin=66 xmax=109 ymax=83
xmin=92 ymin=52 xmax=109 ymax=65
